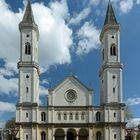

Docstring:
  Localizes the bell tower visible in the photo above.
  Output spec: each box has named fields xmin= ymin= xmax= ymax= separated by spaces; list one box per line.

xmin=18 ymin=0 xmax=39 ymax=104
xmin=99 ymin=1 xmax=123 ymax=105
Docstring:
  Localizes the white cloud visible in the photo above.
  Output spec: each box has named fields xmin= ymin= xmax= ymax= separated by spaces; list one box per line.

xmin=126 ymin=97 xmax=140 ymax=106
xmin=33 ymin=0 xmax=72 ymax=69
xmin=39 ymin=85 xmax=48 ymax=96
xmin=0 ymin=75 xmax=18 ymax=96
xmin=0 ymin=101 xmax=15 ymax=112
xmin=89 ymin=0 xmax=101 ymax=6
xmin=119 ymin=0 xmax=134 ymax=14
xmin=136 ymin=0 xmax=140 ymax=4
xmin=126 ymin=118 xmax=140 ymax=128
xmin=69 ymin=8 xmax=91 ymax=25
xmin=76 ymin=22 xmax=100 ymax=55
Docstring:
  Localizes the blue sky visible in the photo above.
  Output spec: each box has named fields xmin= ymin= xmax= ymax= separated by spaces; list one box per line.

xmin=0 ymin=0 xmax=140 ymax=128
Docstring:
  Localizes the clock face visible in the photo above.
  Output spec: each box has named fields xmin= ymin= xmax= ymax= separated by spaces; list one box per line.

xmin=65 ymin=89 xmax=77 ymax=102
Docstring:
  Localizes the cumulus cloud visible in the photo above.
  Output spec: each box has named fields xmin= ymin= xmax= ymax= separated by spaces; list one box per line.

xmin=126 ymin=97 xmax=140 ymax=106
xmin=0 ymin=75 xmax=18 ymax=96
xmin=76 ymin=22 xmax=100 ymax=55
xmin=136 ymin=0 xmax=140 ymax=4
xmin=0 ymin=101 xmax=15 ymax=112
xmin=39 ymin=85 xmax=48 ymax=96
xmin=33 ymin=0 xmax=72 ymax=69
xmin=119 ymin=0 xmax=134 ymax=14
xmin=69 ymin=8 xmax=91 ymax=25
xmin=126 ymin=118 xmax=140 ymax=128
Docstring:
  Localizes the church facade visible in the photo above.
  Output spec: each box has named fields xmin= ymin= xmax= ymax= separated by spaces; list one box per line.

xmin=16 ymin=1 xmax=126 ymax=140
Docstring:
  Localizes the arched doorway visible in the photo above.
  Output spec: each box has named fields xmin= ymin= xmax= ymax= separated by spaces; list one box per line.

xmin=96 ymin=131 xmax=102 ymax=140
xmin=55 ymin=129 xmax=65 ymax=140
xmin=67 ymin=129 xmax=76 ymax=140
xmin=79 ymin=129 xmax=88 ymax=140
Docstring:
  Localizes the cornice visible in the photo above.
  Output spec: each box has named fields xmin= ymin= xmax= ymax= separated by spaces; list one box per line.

xmin=99 ymin=62 xmax=123 ymax=77
xmin=16 ymin=102 xmax=38 ymax=107
xmin=17 ymin=61 xmax=40 ymax=75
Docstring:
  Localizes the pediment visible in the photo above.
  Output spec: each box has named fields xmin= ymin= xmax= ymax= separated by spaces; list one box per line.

xmin=48 ymin=75 xmax=93 ymax=107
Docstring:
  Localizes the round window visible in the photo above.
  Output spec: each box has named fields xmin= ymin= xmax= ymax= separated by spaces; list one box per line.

xmin=65 ymin=89 xmax=77 ymax=102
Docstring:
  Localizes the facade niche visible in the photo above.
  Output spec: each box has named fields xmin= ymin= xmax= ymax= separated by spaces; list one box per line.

xmin=41 ymin=112 xmax=46 ymax=122
xmin=25 ymin=42 xmax=31 ymax=55
xmin=110 ymin=44 xmax=116 ymax=56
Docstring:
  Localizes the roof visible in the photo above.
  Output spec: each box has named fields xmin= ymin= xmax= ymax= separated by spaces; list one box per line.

xmin=21 ymin=0 xmax=35 ymax=24
xmin=49 ymin=75 xmax=93 ymax=92
xmin=104 ymin=0 xmax=118 ymax=26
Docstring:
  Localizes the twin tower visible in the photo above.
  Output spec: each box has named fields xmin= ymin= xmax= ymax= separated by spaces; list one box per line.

xmin=16 ymin=1 xmax=126 ymax=140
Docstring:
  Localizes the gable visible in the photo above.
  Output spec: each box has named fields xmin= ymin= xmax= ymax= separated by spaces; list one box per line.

xmin=48 ymin=76 xmax=93 ymax=107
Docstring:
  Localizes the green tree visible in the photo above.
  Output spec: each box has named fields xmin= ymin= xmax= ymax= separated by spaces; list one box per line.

xmin=125 ymin=106 xmax=133 ymax=120
xmin=5 ymin=117 xmax=16 ymax=140
xmin=5 ymin=117 xmax=16 ymax=128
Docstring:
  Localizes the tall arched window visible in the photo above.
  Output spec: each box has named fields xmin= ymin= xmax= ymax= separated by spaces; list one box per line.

xmin=41 ymin=132 xmax=46 ymax=140
xmin=69 ymin=112 xmax=73 ymax=120
xmin=81 ymin=112 xmax=85 ymax=120
xmin=110 ymin=44 xmax=116 ymax=56
xmin=96 ymin=112 xmax=101 ymax=122
xmin=58 ymin=113 xmax=61 ymax=120
xmin=75 ymin=112 xmax=79 ymax=120
xmin=25 ymin=42 xmax=31 ymax=55
xmin=64 ymin=113 xmax=67 ymax=120
xmin=96 ymin=131 xmax=101 ymax=140
xmin=41 ymin=112 xmax=46 ymax=122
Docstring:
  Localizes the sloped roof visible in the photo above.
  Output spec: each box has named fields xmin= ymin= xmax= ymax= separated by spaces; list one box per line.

xmin=21 ymin=0 xmax=35 ymax=24
xmin=104 ymin=0 xmax=118 ymax=25
xmin=49 ymin=75 xmax=93 ymax=92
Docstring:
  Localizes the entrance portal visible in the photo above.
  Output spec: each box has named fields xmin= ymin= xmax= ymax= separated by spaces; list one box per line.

xmin=67 ymin=132 xmax=75 ymax=140
xmin=55 ymin=129 xmax=65 ymax=140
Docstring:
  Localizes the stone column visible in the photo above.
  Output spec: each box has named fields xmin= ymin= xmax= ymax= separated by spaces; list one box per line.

xmin=89 ymin=128 xmax=93 ymax=140
xmin=64 ymin=135 xmax=67 ymax=140
xmin=133 ymin=132 xmax=137 ymax=140
xmin=76 ymin=135 xmax=78 ymax=140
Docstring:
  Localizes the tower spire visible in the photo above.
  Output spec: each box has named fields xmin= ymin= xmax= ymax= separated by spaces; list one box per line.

xmin=22 ymin=0 xmax=35 ymax=24
xmin=104 ymin=0 xmax=118 ymax=25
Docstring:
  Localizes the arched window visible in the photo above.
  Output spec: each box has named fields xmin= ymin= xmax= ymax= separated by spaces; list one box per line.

xmin=58 ymin=113 xmax=61 ymax=120
xmin=110 ymin=44 xmax=116 ymax=56
xmin=69 ymin=112 xmax=73 ymax=120
xmin=26 ymin=134 xmax=28 ymax=140
xmin=114 ymin=112 xmax=116 ymax=118
xmin=25 ymin=42 xmax=31 ymax=55
xmin=96 ymin=131 xmax=101 ymax=140
xmin=81 ymin=112 xmax=85 ymax=120
xmin=96 ymin=112 xmax=101 ymax=122
xmin=64 ymin=113 xmax=67 ymax=120
xmin=41 ymin=132 xmax=46 ymax=140
xmin=41 ymin=112 xmax=46 ymax=122
xmin=75 ymin=112 xmax=79 ymax=120
xmin=114 ymin=134 xmax=117 ymax=139
xmin=26 ymin=112 xmax=28 ymax=118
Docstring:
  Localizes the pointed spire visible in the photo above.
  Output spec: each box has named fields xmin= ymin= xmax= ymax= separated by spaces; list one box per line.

xmin=104 ymin=0 xmax=118 ymax=25
xmin=22 ymin=0 xmax=35 ymax=24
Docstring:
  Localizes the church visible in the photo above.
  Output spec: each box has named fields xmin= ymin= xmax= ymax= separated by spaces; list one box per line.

xmin=16 ymin=0 xmax=126 ymax=140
